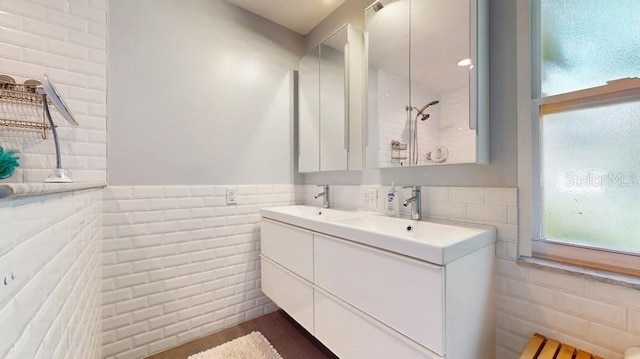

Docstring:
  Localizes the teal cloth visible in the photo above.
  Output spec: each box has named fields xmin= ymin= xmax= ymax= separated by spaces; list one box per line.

xmin=0 ymin=147 xmax=19 ymax=180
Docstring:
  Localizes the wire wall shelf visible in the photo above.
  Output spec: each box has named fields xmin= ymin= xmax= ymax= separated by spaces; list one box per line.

xmin=391 ymin=140 xmax=408 ymax=162
xmin=0 ymin=82 xmax=45 ymax=104
xmin=1 ymin=73 xmax=80 ymax=183
xmin=0 ymin=119 xmax=51 ymax=131
xmin=0 ymin=78 xmax=51 ymax=139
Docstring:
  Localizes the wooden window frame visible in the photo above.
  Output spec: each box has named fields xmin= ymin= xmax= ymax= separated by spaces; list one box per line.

xmin=517 ymin=0 xmax=640 ymax=277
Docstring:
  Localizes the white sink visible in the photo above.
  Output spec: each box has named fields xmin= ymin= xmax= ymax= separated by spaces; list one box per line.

xmin=334 ymin=215 xmax=485 ymax=242
xmin=261 ymin=205 xmax=496 ymax=264
xmin=265 ymin=205 xmax=365 ymax=221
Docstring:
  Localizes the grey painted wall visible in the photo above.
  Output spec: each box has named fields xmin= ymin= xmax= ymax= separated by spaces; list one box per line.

xmin=108 ymin=0 xmax=305 ymax=185
xmin=304 ymin=0 xmax=518 ymax=187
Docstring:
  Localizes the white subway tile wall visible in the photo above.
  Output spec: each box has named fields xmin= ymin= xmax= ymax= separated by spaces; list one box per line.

xmin=101 ymin=185 xmax=299 ymax=359
xmin=0 ymin=188 xmax=103 ymax=359
xmin=303 ymin=184 xmax=640 ymax=358
xmin=0 ymin=0 xmax=107 ymax=183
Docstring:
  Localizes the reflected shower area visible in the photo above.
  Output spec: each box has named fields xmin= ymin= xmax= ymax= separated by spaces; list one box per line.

xmin=365 ymin=0 xmax=476 ymax=167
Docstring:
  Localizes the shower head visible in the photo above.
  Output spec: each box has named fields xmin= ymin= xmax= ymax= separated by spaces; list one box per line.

xmin=416 ymin=100 xmax=439 ymax=115
xmin=416 ymin=100 xmax=439 ymax=121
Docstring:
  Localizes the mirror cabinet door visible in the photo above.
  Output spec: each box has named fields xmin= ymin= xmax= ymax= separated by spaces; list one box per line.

xmin=365 ymin=0 xmax=411 ymax=168
xmin=320 ymin=26 xmax=349 ymax=171
xmin=297 ymin=24 xmax=364 ymax=173
xmin=410 ymin=0 xmax=474 ymax=165
xmin=298 ymin=46 xmax=320 ymax=173
xmin=365 ymin=0 xmax=488 ymax=168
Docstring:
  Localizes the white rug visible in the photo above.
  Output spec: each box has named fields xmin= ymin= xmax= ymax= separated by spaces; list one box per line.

xmin=187 ymin=331 xmax=283 ymax=359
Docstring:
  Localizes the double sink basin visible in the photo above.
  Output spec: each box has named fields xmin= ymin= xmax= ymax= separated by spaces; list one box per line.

xmin=260 ymin=205 xmax=496 ymax=265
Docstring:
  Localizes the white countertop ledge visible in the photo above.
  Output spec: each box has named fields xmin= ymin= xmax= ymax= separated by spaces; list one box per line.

xmin=261 ymin=205 xmax=497 ymax=265
xmin=0 ymin=182 xmax=107 ymax=199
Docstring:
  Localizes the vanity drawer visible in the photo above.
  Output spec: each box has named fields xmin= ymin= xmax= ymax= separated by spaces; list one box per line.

xmin=314 ymin=234 xmax=445 ymax=355
xmin=261 ymin=220 xmax=313 ymax=281
xmin=261 ymin=256 xmax=314 ymax=334
xmin=314 ymin=289 xmax=441 ymax=359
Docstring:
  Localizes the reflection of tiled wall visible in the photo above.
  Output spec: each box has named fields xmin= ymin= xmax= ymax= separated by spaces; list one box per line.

xmin=302 ymin=184 xmax=640 ymax=358
xmin=0 ymin=0 xmax=107 ymax=183
xmin=439 ymin=87 xmax=476 ymax=163
xmin=101 ymin=185 xmax=300 ymax=358
xmin=369 ymin=69 xmax=476 ymax=167
xmin=411 ymin=82 xmax=441 ymax=166
xmin=0 ymin=189 xmax=103 ymax=358
xmin=371 ymin=70 xmax=441 ymax=167
xmin=375 ymin=70 xmax=412 ymax=167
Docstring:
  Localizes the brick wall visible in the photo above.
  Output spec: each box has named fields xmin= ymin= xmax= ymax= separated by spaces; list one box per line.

xmin=101 ymin=185 xmax=299 ymax=359
xmin=0 ymin=0 xmax=107 ymax=183
xmin=0 ymin=188 xmax=103 ymax=359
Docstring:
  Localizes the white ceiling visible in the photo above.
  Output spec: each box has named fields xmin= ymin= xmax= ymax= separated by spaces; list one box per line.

xmin=226 ymin=0 xmax=349 ymax=35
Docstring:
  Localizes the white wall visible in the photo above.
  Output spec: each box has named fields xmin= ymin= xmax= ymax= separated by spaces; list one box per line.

xmin=104 ymin=2 xmax=310 ymax=357
xmin=0 ymin=2 xmax=106 ymax=359
xmin=101 ymin=185 xmax=299 ymax=358
xmin=496 ymin=259 xmax=640 ymax=358
xmin=107 ymin=0 xmax=305 ymax=186
xmin=0 ymin=0 xmax=107 ymax=183
xmin=0 ymin=189 xmax=103 ymax=359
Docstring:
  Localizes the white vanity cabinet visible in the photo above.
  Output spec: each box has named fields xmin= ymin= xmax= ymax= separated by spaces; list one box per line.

xmin=314 ymin=233 xmax=445 ymax=355
xmin=259 ymin=221 xmax=315 ymax=334
xmin=261 ymin=220 xmax=313 ymax=281
xmin=260 ymin=218 xmax=495 ymax=359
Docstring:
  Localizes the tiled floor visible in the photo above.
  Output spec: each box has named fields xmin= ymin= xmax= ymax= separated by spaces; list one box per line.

xmin=145 ymin=310 xmax=338 ymax=359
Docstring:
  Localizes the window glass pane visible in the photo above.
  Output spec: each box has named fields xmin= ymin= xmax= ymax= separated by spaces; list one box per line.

xmin=541 ymin=0 xmax=640 ymax=96
xmin=541 ymin=100 xmax=640 ymax=253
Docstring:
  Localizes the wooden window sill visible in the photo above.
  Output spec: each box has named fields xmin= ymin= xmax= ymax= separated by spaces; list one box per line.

xmin=518 ymin=256 xmax=640 ymax=291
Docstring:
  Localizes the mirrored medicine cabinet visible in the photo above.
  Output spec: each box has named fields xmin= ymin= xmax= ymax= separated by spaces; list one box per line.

xmin=296 ymin=0 xmax=488 ymax=173
xmin=365 ymin=0 xmax=489 ymax=168
xmin=298 ymin=24 xmax=364 ymax=173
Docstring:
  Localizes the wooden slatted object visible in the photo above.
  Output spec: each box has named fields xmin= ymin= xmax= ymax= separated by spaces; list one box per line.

xmin=520 ymin=333 xmax=603 ymax=359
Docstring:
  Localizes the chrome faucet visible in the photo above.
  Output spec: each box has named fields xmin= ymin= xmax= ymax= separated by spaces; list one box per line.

xmin=314 ymin=185 xmax=330 ymax=208
xmin=402 ymin=186 xmax=421 ymax=220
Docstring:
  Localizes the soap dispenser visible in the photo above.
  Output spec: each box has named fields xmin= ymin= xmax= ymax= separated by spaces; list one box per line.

xmin=385 ymin=182 xmax=400 ymax=217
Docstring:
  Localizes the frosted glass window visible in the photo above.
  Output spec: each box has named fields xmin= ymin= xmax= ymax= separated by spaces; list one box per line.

xmin=541 ymin=100 xmax=640 ymax=253
xmin=541 ymin=0 xmax=640 ymax=96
